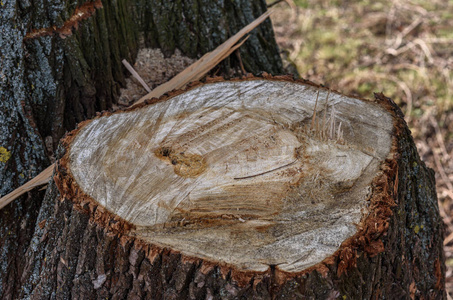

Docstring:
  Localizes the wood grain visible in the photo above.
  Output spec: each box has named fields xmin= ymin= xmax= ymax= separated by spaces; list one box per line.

xmin=68 ymin=79 xmax=393 ymax=272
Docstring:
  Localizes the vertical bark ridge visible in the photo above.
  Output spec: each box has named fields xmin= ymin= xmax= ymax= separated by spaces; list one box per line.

xmin=19 ymin=181 xmax=274 ymax=299
xmin=138 ymin=0 xmax=283 ymax=75
xmin=1 ymin=2 xmax=141 ymax=296
xmin=0 ymin=2 xmax=50 ymax=297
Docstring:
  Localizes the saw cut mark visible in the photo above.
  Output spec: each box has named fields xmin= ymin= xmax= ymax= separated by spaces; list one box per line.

xmin=24 ymin=0 xmax=103 ymax=40
xmin=234 ymin=159 xmax=298 ymax=180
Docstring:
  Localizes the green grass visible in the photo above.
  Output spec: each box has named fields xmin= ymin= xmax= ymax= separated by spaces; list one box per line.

xmin=271 ymin=0 xmax=453 ymax=120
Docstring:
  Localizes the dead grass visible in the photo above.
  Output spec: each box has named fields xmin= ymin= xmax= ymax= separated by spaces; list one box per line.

xmin=270 ymin=0 xmax=453 ymax=295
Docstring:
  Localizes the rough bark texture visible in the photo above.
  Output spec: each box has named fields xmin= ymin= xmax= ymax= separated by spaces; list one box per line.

xmin=1 ymin=1 xmax=139 ymax=297
xmin=136 ymin=0 xmax=283 ymax=75
xmin=0 ymin=0 xmax=283 ymax=299
xmin=16 ymin=79 xmax=446 ymax=299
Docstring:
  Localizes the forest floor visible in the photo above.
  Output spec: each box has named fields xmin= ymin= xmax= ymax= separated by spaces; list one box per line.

xmin=270 ymin=0 xmax=453 ymax=296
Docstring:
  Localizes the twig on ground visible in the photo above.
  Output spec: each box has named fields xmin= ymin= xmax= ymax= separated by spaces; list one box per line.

xmin=431 ymin=140 xmax=453 ymax=201
xmin=438 ymin=197 xmax=453 ymax=244
xmin=122 ymin=59 xmax=152 ymax=93
xmin=444 ymin=231 xmax=453 ymax=246
xmin=386 ymin=38 xmax=434 ymax=64
xmin=429 ymin=115 xmax=450 ymax=161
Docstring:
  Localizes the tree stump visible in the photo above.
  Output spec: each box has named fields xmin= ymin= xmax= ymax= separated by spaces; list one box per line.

xmin=24 ymin=76 xmax=443 ymax=299
xmin=0 ymin=1 xmax=284 ymax=298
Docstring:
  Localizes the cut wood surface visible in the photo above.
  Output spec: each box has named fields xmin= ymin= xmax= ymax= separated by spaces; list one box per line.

xmin=62 ymin=78 xmax=392 ymax=272
xmin=44 ymin=77 xmax=445 ymax=298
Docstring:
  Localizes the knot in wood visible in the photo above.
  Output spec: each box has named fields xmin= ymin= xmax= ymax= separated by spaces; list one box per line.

xmin=155 ymin=147 xmax=206 ymax=177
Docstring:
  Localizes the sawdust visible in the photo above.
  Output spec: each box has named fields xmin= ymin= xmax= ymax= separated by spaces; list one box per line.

xmin=118 ymin=48 xmax=195 ymax=106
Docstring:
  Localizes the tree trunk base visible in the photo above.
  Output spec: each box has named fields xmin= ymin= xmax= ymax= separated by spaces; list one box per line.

xmin=17 ymin=77 xmax=446 ymax=299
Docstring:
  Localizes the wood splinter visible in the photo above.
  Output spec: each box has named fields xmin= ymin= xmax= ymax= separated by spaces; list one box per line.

xmin=233 ymin=159 xmax=298 ymax=180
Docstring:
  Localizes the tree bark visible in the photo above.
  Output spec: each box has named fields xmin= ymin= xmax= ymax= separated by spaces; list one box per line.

xmin=0 ymin=1 xmax=283 ymax=299
xmin=136 ymin=0 xmax=283 ymax=75
xmin=16 ymin=77 xmax=446 ymax=299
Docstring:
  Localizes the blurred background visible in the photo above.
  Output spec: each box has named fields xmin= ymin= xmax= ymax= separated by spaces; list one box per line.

xmin=268 ymin=0 xmax=453 ymax=295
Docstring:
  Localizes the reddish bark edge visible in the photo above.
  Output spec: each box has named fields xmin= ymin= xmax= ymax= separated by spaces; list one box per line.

xmin=24 ymin=0 xmax=103 ymax=40
xmin=55 ymin=74 xmax=406 ymax=287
